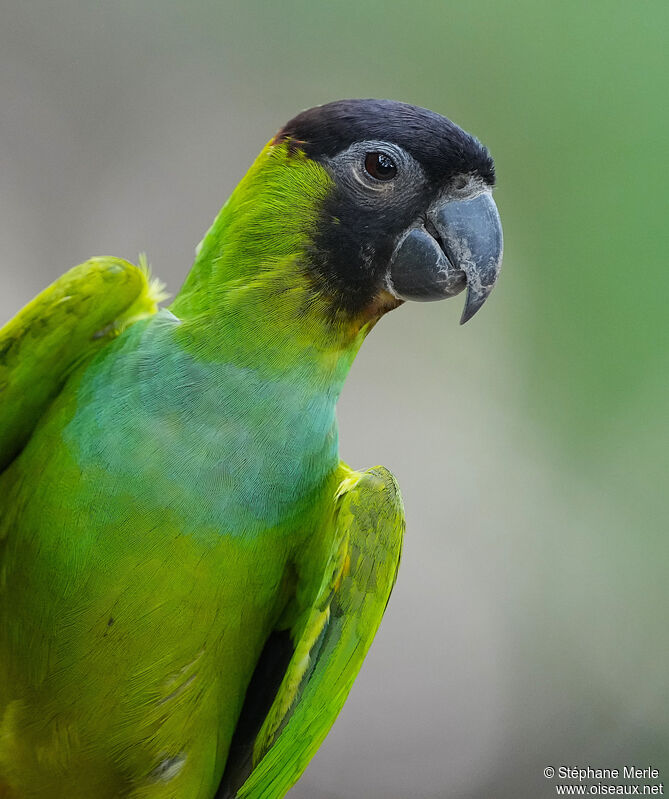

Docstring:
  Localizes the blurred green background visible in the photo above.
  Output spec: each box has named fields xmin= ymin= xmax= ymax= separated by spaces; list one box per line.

xmin=1 ymin=2 xmax=667 ymax=796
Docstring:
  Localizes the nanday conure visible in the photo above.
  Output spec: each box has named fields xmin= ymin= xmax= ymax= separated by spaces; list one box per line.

xmin=0 ymin=99 xmax=503 ymax=799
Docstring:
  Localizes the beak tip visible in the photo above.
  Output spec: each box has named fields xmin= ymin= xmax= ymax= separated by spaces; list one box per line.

xmin=459 ymin=288 xmax=490 ymax=325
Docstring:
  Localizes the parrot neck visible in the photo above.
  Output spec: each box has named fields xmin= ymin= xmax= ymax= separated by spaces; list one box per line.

xmin=161 ymin=142 xmax=385 ymax=526
xmin=170 ymin=140 xmax=377 ymax=393
xmin=72 ymin=143 xmax=392 ymax=533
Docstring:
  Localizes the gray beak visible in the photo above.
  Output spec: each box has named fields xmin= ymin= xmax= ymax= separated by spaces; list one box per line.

xmin=388 ymin=191 xmax=503 ymax=324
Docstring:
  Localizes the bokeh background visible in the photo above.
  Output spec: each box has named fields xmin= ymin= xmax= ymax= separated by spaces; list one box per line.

xmin=2 ymin=2 xmax=668 ymax=796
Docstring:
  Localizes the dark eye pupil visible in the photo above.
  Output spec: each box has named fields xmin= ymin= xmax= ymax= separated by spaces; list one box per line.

xmin=365 ymin=152 xmax=397 ymax=180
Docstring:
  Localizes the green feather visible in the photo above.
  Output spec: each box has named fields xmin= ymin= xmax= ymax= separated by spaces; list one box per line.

xmin=0 ymin=138 xmax=404 ymax=799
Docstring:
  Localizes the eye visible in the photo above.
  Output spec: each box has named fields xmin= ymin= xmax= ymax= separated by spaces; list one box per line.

xmin=364 ymin=152 xmax=397 ymax=181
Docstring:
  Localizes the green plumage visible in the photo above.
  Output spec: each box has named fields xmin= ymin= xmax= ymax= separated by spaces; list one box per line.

xmin=0 ymin=99 xmax=501 ymax=798
xmin=0 ymin=142 xmax=403 ymax=798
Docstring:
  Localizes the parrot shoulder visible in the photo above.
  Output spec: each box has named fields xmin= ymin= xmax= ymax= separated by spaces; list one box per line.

xmin=218 ymin=464 xmax=405 ymax=799
xmin=0 ymin=255 xmax=167 ymax=471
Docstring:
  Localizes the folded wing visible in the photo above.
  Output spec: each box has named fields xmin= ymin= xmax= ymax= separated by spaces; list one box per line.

xmin=0 ymin=256 xmax=164 ymax=471
xmin=219 ymin=466 xmax=405 ymax=799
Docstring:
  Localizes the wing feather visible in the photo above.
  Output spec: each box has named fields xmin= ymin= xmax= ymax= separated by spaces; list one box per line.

xmin=220 ymin=466 xmax=404 ymax=799
xmin=0 ymin=256 xmax=165 ymax=470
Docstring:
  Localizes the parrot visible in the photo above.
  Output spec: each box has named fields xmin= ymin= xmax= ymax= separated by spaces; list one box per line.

xmin=0 ymin=99 xmax=502 ymax=799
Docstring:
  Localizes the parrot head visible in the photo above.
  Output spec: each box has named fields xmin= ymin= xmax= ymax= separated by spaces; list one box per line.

xmin=274 ymin=98 xmax=503 ymax=325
